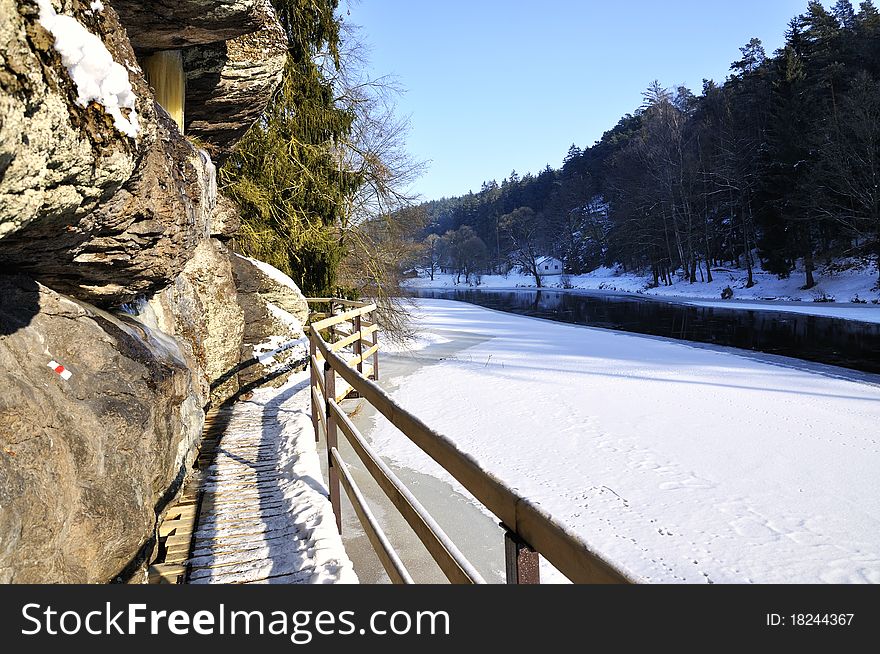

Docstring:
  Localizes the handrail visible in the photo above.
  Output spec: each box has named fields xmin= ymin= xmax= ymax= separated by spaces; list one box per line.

xmin=310 ymin=303 xmax=377 ymax=332
xmin=329 ymin=398 xmax=485 ymax=584
xmin=305 ymin=298 xmax=636 ymax=584
xmin=330 ymin=446 xmax=414 ymax=584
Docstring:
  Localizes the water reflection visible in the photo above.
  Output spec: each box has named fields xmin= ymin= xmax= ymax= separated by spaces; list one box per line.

xmin=413 ymin=289 xmax=880 ymax=374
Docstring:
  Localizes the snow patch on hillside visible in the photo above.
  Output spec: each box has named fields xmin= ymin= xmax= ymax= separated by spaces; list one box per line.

xmin=405 ymin=261 xmax=880 ymax=323
xmin=406 ymin=261 xmax=879 ymax=302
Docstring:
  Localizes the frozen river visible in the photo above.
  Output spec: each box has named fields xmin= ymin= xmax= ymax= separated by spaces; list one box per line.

xmin=327 ymin=298 xmax=880 ymax=583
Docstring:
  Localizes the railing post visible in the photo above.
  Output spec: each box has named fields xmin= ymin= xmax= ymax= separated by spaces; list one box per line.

xmin=354 ymin=313 xmax=364 ymax=375
xmin=371 ymin=311 xmax=380 ymax=381
xmin=310 ymin=334 xmax=319 ymax=442
xmin=325 ymin=361 xmax=342 ymax=534
xmin=503 ymin=527 xmax=540 ymax=584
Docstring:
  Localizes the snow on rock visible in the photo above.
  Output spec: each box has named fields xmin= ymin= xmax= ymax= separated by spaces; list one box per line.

xmin=368 ymin=299 xmax=880 ymax=584
xmin=266 ymin=301 xmax=303 ymax=333
xmin=236 ymin=254 xmax=302 ymax=294
xmin=88 ymin=0 xmax=104 ymax=12
xmin=254 ymin=335 xmax=308 ymax=369
xmin=37 ymin=0 xmax=140 ymax=138
xmin=190 ymin=372 xmax=357 ymax=584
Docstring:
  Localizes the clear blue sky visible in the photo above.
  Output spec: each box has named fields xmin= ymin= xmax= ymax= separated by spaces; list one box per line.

xmin=343 ymin=0 xmax=814 ymax=201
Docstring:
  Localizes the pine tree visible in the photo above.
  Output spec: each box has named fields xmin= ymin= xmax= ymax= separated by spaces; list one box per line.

xmin=222 ymin=0 xmax=362 ymax=296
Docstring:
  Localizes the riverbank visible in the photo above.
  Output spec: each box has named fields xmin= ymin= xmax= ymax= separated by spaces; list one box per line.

xmin=403 ymin=262 xmax=880 ymax=317
xmin=361 ymin=298 xmax=880 ymax=583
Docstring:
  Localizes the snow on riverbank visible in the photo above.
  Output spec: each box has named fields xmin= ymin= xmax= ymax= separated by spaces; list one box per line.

xmin=680 ymin=299 xmax=880 ymax=324
xmin=404 ymin=262 xmax=880 ymax=322
xmin=368 ymin=299 xmax=880 ymax=583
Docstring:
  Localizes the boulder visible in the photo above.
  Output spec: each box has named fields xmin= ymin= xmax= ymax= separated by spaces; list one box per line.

xmin=113 ymin=0 xmax=265 ymax=51
xmin=0 ymin=0 xmax=138 ymax=241
xmin=230 ymin=253 xmax=308 ymax=390
xmin=0 ymin=275 xmax=205 ymax=583
xmin=0 ymin=0 xmax=215 ymax=306
xmin=148 ymin=238 xmax=244 ymax=405
xmin=211 ymin=193 xmax=241 ymax=240
xmin=183 ymin=0 xmax=287 ymax=159
xmin=232 ymin=253 xmax=309 ymax=325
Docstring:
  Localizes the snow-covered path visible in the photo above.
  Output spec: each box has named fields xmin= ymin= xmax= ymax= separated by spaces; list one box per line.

xmin=369 ymin=299 xmax=880 ymax=583
xmin=188 ymin=373 xmax=357 ymax=584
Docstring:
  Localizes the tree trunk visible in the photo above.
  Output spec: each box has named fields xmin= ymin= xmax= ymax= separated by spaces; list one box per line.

xmin=704 ymin=234 xmax=713 ymax=283
xmin=804 ymin=247 xmax=816 ymax=290
xmin=876 ymin=243 xmax=880 ymax=285
xmin=742 ymin=202 xmax=755 ymax=288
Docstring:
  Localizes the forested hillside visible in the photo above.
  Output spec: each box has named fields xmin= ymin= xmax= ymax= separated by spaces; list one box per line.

xmin=416 ymin=0 xmax=880 ymax=290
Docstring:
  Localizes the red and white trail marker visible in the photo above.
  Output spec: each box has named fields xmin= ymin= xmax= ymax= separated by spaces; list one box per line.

xmin=47 ymin=360 xmax=73 ymax=381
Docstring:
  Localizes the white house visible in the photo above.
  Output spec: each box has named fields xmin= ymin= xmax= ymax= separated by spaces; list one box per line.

xmin=534 ymin=256 xmax=564 ymax=276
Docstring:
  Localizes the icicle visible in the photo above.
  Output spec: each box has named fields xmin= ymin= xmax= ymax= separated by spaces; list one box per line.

xmin=141 ymin=50 xmax=185 ymax=133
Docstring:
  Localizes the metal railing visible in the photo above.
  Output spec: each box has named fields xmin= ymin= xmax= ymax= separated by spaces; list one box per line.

xmin=306 ymin=298 xmax=636 ymax=584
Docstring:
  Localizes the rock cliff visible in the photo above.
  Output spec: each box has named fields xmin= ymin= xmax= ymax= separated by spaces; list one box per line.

xmin=0 ymin=1 xmax=306 ymax=583
xmin=0 ymin=276 xmax=205 ymax=583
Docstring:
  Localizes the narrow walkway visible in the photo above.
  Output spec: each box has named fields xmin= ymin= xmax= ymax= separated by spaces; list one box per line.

xmin=185 ymin=372 xmax=357 ymax=584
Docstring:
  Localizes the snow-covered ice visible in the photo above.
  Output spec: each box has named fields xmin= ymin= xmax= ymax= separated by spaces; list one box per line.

xmin=37 ymin=0 xmax=140 ymax=138
xmin=380 ymin=330 xmax=452 ymax=354
xmin=368 ymin=299 xmax=880 ymax=583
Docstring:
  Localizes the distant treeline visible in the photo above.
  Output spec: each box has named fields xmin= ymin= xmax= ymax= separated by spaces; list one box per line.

xmin=417 ymin=1 xmax=880 ymax=288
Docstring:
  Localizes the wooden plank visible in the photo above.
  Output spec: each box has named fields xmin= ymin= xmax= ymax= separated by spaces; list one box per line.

xmin=315 ymin=332 xmax=518 ymax=526
xmin=504 ymin=529 xmax=540 ymax=584
xmin=307 ymin=298 xmax=367 ymax=307
xmin=330 ymin=326 xmax=378 ymax=353
xmin=333 ymin=364 xmax=373 ymax=403
xmin=324 ymin=364 xmax=342 ymax=534
xmin=310 ymin=340 xmax=320 ymax=442
xmin=311 ymin=386 xmax=327 ymax=435
xmin=311 ymin=355 xmax=326 ymax=396
xmin=311 ymin=304 xmax=377 ymax=332
xmin=148 ymin=565 xmax=186 ymax=584
xmin=313 ymin=332 xmax=634 ymax=584
xmin=330 ymin=447 xmax=413 ymax=584
xmin=330 ymin=399 xmax=484 ymax=584
xmin=347 ymin=343 xmax=379 ymax=368
xmin=516 ymin=498 xmax=632 ymax=584
xmin=371 ymin=323 xmax=380 ymax=380
xmin=353 ymin=314 xmax=364 ymax=376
